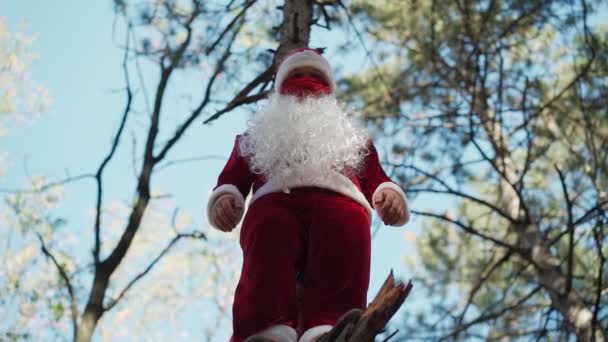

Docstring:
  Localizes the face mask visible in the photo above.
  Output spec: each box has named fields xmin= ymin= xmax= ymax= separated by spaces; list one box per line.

xmin=279 ymin=76 xmax=331 ymax=98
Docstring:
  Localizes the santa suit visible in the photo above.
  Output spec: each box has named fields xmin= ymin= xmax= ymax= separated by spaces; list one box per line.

xmin=207 ymin=135 xmax=408 ymax=341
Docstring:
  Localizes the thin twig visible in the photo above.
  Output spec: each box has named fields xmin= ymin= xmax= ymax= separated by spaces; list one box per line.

xmin=203 ymin=90 xmax=270 ymax=125
xmin=440 ymin=286 xmax=542 ymax=340
xmin=591 ymin=218 xmax=605 ymax=336
xmin=37 ymin=233 xmax=79 ymax=340
xmin=155 ymin=18 xmax=242 ymax=162
xmin=205 ymin=0 xmax=257 ymax=54
xmin=555 ymin=165 xmax=575 ymax=296
xmin=156 ymin=155 xmax=226 ymax=171
xmin=411 ymin=210 xmax=523 ymax=251
xmin=202 ymin=65 xmax=274 ymax=125
xmin=381 ymin=329 xmax=399 ymax=342
xmin=456 ymin=250 xmax=514 ymax=327
xmin=408 ymin=188 xmax=518 ymax=225
xmin=93 ymin=24 xmax=134 ymax=264
xmin=0 ymin=173 xmax=94 ymax=193
xmin=100 ymin=2 xmax=210 ymax=287
xmin=104 ymin=231 xmax=206 ymax=311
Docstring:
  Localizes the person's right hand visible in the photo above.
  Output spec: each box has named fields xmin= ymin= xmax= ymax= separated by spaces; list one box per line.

xmin=211 ymin=193 xmax=244 ymax=232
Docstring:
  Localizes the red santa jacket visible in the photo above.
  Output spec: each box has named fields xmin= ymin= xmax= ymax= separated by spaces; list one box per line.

xmin=207 ymin=135 xmax=409 ymax=229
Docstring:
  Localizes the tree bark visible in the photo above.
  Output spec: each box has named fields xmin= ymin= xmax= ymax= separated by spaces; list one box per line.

xmin=316 ymin=272 xmax=413 ymax=341
xmin=275 ymin=0 xmax=314 ymax=64
xmin=474 ymin=92 xmax=606 ymax=342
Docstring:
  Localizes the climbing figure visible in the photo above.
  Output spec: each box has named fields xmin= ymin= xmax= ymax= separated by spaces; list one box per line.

xmin=207 ymin=48 xmax=409 ymax=342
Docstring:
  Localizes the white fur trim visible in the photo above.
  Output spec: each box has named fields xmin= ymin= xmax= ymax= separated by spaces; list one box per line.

xmin=206 ymin=184 xmax=245 ymax=230
xmin=298 ymin=325 xmax=333 ymax=342
xmin=275 ymin=50 xmax=335 ymax=93
xmin=250 ymin=171 xmax=372 ymax=222
xmin=372 ymin=182 xmax=410 ymax=226
xmin=249 ymin=324 xmax=297 ymax=342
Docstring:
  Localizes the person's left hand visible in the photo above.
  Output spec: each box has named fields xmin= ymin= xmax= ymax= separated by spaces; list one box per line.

xmin=373 ymin=188 xmax=407 ymax=226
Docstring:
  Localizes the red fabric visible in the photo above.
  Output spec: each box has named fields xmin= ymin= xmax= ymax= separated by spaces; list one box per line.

xmin=214 ymin=136 xmax=394 ymax=208
xmin=279 ymin=76 xmax=331 ymax=98
xmin=356 ymin=143 xmax=394 ymax=208
xmin=214 ymin=135 xmax=267 ymax=196
xmin=230 ymin=188 xmax=371 ymax=341
xmin=214 ymin=135 xmax=396 ymax=340
xmin=216 ymin=135 xmax=255 ymax=198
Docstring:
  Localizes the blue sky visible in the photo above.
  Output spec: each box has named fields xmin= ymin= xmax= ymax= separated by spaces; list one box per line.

xmin=3 ymin=1 xmax=426 ymax=340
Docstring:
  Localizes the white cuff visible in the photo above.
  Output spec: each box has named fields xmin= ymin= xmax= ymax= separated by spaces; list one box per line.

xmin=250 ymin=170 xmax=373 ymax=223
xmin=299 ymin=325 xmax=332 ymax=342
xmin=372 ymin=182 xmax=410 ymax=226
xmin=250 ymin=324 xmax=297 ymax=342
xmin=206 ymin=184 xmax=245 ymax=230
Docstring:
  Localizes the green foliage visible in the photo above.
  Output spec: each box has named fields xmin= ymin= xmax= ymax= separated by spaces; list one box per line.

xmin=342 ymin=0 xmax=607 ymax=339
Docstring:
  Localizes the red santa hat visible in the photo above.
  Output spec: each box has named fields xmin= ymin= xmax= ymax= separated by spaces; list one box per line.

xmin=274 ymin=48 xmax=336 ymax=94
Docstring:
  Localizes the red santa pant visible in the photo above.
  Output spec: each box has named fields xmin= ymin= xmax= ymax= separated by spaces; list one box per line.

xmin=231 ymin=187 xmax=371 ymax=341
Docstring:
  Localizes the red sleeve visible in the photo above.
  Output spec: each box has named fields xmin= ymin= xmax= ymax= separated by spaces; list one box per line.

xmin=207 ymin=135 xmax=254 ymax=230
xmin=357 ymin=142 xmax=394 ymax=207
xmin=214 ymin=135 xmax=254 ymax=199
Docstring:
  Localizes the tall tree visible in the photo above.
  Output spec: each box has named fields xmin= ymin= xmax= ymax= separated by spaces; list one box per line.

xmin=342 ymin=0 xmax=607 ymax=340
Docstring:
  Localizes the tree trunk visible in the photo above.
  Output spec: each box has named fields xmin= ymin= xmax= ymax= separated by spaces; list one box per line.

xmin=317 ymin=272 xmax=413 ymax=341
xmin=275 ymin=0 xmax=314 ymax=63
xmin=475 ymin=94 xmax=606 ymax=342
xmin=76 ymin=311 xmax=99 ymax=342
xmin=75 ymin=259 xmax=112 ymax=341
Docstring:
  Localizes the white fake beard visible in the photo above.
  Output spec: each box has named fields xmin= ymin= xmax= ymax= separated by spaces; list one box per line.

xmin=239 ymin=93 xmax=369 ymax=185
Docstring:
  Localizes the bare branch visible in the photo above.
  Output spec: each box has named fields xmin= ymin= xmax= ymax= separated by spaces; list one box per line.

xmin=548 ymin=199 xmax=608 ymax=246
xmin=456 ymin=250 xmax=515 ymax=328
xmin=313 ymin=2 xmax=333 ymax=30
xmin=102 ymin=8 xmax=200 ymax=271
xmin=93 ymin=24 xmax=134 ymax=264
xmin=467 ymin=105 xmax=530 ymax=225
xmin=573 ymin=200 xmax=608 ymax=227
xmin=156 ymin=155 xmax=226 ymax=172
xmin=335 ymin=0 xmax=393 ymax=96
xmin=511 ymin=48 xmax=596 ymax=134
xmin=491 ymin=1 xmax=550 ymax=44
xmin=202 ymin=64 xmax=274 ymax=124
xmin=204 ymin=0 xmax=321 ymax=125
xmin=555 ymin=165 xmax=575 ymax=296
xmin=0 ymin=173 xmax=94 ymax=193
xmin=155 ymin=18 xmax=242 ymax=163
xmin=592 ymin=218 xmax=605 ymax=335
xmin=79 ymin=10 xmax=202 ymax=337
xmin=205 ymin=0 xmax=257 ymax=54
xmin=411 ymin=210 xmax=524 ymax=252
xmin=104 ymin=231 xmax=206 ymax=311
xmin=37 ymin=232 xmax=79 ymax=340
xmin=441 ymin=286 xmax=542 ymax=340
xmin=397 ymin=162 xmax=518 ymax=224
xmin=203 ymin=90 xmax=270 ymax=125
xmin=381 ymin=330 xmax=399 ymax=342
xmin=408 ymin=188 xmax=518 ymax=225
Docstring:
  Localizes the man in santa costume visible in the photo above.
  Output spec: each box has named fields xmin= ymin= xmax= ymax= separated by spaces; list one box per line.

xmin=207 ymin=48 xmax=409 ymax=342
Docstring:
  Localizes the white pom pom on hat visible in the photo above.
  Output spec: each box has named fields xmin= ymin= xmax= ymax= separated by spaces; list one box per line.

xmin=274 ymin=48 xmax=336 ymax=94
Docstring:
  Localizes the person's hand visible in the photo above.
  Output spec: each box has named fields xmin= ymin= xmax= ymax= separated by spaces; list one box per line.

xmin=373 ymin=188 xmax=407 ymax=226
xmin=212 ymin=194 xmax=244 ymax=232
